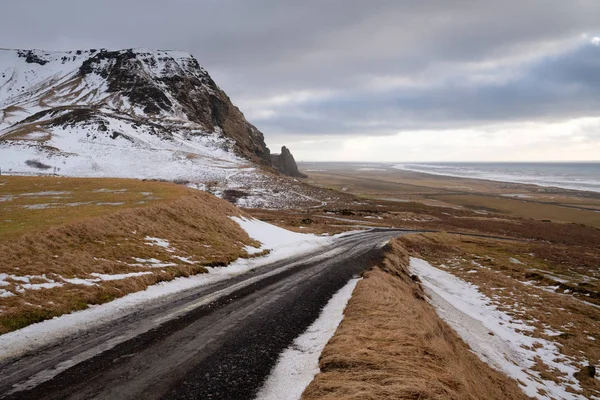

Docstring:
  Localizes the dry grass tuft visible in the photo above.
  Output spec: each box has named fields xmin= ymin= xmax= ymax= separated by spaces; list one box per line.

xmin=303 ymin=240 xmax=529 ymax=400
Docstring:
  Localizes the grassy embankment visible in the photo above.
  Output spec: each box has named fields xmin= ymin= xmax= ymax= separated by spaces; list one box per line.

xmin=399 ymin=233 xmax=600 ymax=398
xmin=0 ymin=176 xmax=264 ymax=334
xmin=303 ymin=240 xmax=530 ymax=400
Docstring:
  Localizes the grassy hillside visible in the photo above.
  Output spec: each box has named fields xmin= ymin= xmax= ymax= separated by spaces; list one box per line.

xmin=0 ymin=176 xmax=263 ymax=334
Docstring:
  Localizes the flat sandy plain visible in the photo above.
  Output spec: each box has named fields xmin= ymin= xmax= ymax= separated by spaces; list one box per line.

xmin=300 ymin=162 xmax=600 ymax=228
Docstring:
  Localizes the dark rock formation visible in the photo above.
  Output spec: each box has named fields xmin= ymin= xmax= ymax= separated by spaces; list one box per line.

xmin=574 ymin=364 xmax=596 ymax=380
xmin=75 ymin=49 xmax=271 ymax=165
xmin=17 ymin=50 xmax=49 ymax=66
xmin=271 ymin=146 xmax=307 ymax=178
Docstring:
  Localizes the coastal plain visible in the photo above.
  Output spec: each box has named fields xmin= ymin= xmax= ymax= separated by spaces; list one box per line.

xmin=301 ymin=162 xmax=600 ymax=228
xmin=246 ymin=162 xmax=600 ymax=399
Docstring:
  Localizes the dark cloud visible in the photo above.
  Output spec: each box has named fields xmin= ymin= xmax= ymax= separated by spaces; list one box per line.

xmin=253 ymin=42 xmax=600 ymax=135
xmin=1 ymin=0 xmax=600 ymax=140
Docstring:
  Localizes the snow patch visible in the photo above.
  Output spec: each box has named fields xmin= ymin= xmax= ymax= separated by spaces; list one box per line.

xmin=18 ymin=282 xmax=63 ymax=291
xmin=144 ymin=237 xmax=170 ymax=248
xmin=172 ymin=255 xmax=197 ymax=264
xmin=256 ymin=278 xmax=360 ymax=400
xmin=0 ymin=274 xmax=64 ymax=293
xmin=230 ymin=216 xmax=330 ymax=258
xmin=543 ymin=328 xmax=564 ymax=337
xmin=503 ymin=194 xmax=533 ymax=199
xmin=92 ymin=188 xmax=128 ymax=193
xmin=89 ymin=272 xmax=153 ymax=281
xmin=410 ymin=257 xmax=586 ymax=400
xmin=20 ymin=191 xmax=71 ymax=197
xmin=131 ymin=258 xmax=177 ymax=268
xmin=144 ymin=237 xmax=175 ymax=252
xmin=243 ymin=245 xmax=264 ymax=255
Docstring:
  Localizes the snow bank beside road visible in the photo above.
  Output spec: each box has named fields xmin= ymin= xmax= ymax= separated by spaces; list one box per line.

xmin=409 ymin=257 xmax=586 ymax=400
xmin=255 ymin=278 xmax=360 ymax=400
xmin=230 ymin=216 xmax=331 ymax=261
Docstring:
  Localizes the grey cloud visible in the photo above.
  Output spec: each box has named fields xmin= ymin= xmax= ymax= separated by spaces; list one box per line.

xmin=1 ymin=0 xmax=600 ymax=140
xmin=254 ymin=42 xmax=600 ymax=135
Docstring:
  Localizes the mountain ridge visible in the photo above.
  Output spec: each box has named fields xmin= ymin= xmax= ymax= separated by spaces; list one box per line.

xmin=0 ymin=48 xmax=270 ymax=165
xmin=0 ymin=48 xmax=323 ymax=209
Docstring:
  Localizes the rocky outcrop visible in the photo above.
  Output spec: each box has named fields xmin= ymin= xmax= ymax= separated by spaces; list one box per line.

xmin=271 ymin=146 xmax=307 ymax=178
xmin=76 ymin=49 xmax=271 ymax=165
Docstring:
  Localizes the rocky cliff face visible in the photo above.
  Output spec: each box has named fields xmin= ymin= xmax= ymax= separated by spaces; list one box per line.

xmin=0 ymin=48 xmax=270 ymax=165
xmin=271 ymin=146 xmax=307 ymax=178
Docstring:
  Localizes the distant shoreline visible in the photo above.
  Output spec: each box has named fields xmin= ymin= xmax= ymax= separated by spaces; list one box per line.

xmin=391 ymin=163 xmax=600 ymax=194
xmin=298 ymin=161 xmax=600 ymax=194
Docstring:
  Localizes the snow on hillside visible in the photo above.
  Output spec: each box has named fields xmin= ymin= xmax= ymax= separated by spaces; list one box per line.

xmin=0 ymin=48 xmax=238 ymax=168
xmin=0 ymin=49 xmax=107 ymax=130
xmin=0 ymin=48 xmax=208 ymax=129
xmin=0 ymin=48 xmax=317 ymax=207
xmin=0 ymin=110 xmax=244 ymax=181
xmin=231 ymin=217 xmax=331 ymax=256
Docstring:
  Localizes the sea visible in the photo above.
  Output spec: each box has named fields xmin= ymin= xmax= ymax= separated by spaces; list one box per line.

xmin=392 ymin=162 xmax=600 ymax=193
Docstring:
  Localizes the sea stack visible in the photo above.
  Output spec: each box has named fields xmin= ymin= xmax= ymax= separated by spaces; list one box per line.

xmin=270 ymin=146 xmax=307 ymax=178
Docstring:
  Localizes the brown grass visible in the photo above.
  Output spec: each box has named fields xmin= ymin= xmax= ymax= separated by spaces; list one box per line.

xmin=303 ymin=240 xmax=530 ymax=400
xmin=0 ymin=124 xmax=52 ymax=141
xmin=1 ymin=105 xmax=27 ymax=118
xmin=0 ymin=175 xmax=190 ymax=237
xmin=434 ymin=194 xmax=600 ymax=227
xmin=306 ymin=168 xmax=600 ymax=228
xmin=398 ymin=233 xmax=600 ymax=398
xmin=0 ymin=177 xmax=262 ymax=334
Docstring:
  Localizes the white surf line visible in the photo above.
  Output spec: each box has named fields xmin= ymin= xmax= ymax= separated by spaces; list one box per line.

xmin=409 ymin=257 xmax=586 ymax=400
xmin=255 ymin=277 xmax=360 ymax=400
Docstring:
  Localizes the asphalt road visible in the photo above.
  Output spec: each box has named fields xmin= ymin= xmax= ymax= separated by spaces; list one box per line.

xmin=0 ymin=229 xmax=412 ymax=400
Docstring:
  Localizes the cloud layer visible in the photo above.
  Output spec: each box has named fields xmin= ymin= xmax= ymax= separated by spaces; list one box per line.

xmin=1 ymin=0 xmax=600 ymax=160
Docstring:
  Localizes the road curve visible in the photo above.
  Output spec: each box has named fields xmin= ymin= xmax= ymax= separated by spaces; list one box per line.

xmin=0 ymin=229 xmax=412 ymax=400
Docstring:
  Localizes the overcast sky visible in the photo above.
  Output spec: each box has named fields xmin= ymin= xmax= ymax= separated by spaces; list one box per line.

xmin=2 ymin=0 xmax=600 ymax=161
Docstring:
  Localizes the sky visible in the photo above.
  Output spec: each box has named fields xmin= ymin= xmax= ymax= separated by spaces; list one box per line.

xmin=1 ymin=0 xmax=600 ymax=162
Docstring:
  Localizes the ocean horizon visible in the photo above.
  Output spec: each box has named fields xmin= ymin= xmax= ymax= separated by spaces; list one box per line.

xmin=392 ymin=161 xmax=600 ymax=193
